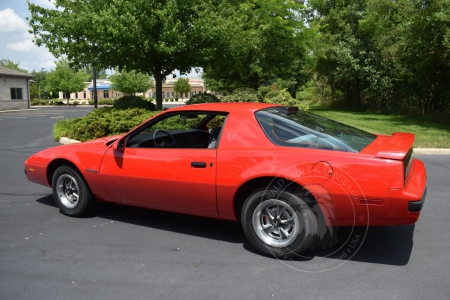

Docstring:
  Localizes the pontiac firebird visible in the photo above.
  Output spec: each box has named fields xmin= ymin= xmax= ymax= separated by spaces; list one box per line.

xmin=25 ymin=103 xmax=426 ymax=257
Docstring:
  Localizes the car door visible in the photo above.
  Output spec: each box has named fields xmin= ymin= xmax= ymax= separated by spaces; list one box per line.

xmin=100 ymin=146 xmax=218 ymax=217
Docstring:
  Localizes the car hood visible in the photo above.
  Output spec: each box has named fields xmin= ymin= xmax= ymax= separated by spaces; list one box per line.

xmin=74 ymin=134 xmax=124 ymax=147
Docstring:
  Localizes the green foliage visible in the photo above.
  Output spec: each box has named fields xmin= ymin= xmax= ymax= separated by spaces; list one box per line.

xmin=30 ymin=84 xmax=39 ymax=100
xmin=200 ymin=1 xmax=310 ymax=91
xmin=113 ymin=95 xmax=156 ymax=110
xmin=0 ymin=59 xmax=28 ymax=73
xmin=185 ymin=93 xmax=220 ymax=105
xmin=45 ymin=58 xmax=88 ymax=103
xmin=173 ymin=78 xmax=191 ymax=99
xmin=110 ymin=70 xmax=154 ymax=95
xmin=28 ymin=0 xmax=215 ymax=111
xmin=307 ymin=0 xmax=450 ymax=114
xmin=99 ymin=99 xmax=114 ymax=105
xmin=221 ymin=88 xmax=263 ymax=103
xmin=53 ymin=108 xmax=159 ymax=142
xmin=258 ymin=86 xmax=272 ymax=99
xmin=264 ymin=89 xmax=308 ymax=110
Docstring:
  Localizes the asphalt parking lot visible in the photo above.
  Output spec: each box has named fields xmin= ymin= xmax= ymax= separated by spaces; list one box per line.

xmin=1 ymin=107 xmax=449 ymax=300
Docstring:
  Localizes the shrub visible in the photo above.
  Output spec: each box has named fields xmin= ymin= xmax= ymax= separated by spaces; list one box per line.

xmin=53 ymin=108 xmax=160 ymax=142
xmin=265 ymin=89 xmax=309 ymax=110
xmin=88 ymin=100 xmax=94 ymax=105
xmin=185 ymin=93 xmax=220 ymax=105
xmin=113 ymin=95 xmax=155 ymax=110
xmin=221 ymin=88 xmax=263 ymax=103
xmin=258 ymin=86 xmax=272 ymax=98
xmin=99 ymin=99 xmax=114 ymax=105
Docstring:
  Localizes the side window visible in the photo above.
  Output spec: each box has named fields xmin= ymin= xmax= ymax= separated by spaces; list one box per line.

xmin=143 ymin=114 xmax=208 ymax=132
xmin=126 ymin=113 xmax=228 ymax=149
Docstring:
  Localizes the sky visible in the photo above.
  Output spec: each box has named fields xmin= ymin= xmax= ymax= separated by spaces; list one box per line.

xmin=0 ymin=0 xmax=200 ymax=77
xmin=0 ymin=0 xmax=58 ymax=72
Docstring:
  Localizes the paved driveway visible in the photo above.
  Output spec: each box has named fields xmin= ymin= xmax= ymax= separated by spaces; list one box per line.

xmin=1 ymin=107 xmax=449 ymax=299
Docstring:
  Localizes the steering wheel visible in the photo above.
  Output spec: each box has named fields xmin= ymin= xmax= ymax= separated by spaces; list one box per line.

xmin=153 ymin=129 xmax=178 ymax=148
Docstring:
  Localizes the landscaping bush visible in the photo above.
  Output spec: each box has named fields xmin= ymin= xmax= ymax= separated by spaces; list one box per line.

xmin=221 ymin=87 xmax=263 ymax=103
xmin=53 ymin=108 xmax=159 ymax=142
xmin=113 ymin=95 xmax=156 ymax=110
xmin=265 ymin=89 xmax=309 ymax=110
xmin=99 ymin=99 xmax=114 ymax=105
xmin=185 ymin=93 xmax=220 ymax=105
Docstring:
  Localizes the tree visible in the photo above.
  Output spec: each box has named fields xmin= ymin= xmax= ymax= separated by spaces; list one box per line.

xmin=30 ymin=84 xmax=39 ymax=100
xmin=200 ymin=0 xmax=310 ymax=91
xmin=28 ymin=0 xmax=213 ymax=110
xmin=45 ymin=58 xmax=89 ymax=103
xmin=110 ymin=70 xmax=154 ymax=96
xmin=173 ymin=78 xmax=191 ymax=99
xmin=307 ymin=0 xmax=450 ymax=114
xmin=0 ymin=59 xmax=28 ymax=73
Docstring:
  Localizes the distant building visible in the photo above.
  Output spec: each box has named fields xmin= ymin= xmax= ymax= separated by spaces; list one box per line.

xmin=59 ymin=77 xmax=209 ymax=101
xmin=0 ymin=66 xmax=35 ymax=110
xmin=58 ymin=80 xmax=123 ymax=101
xmin=144 ymin=78 xmax=205 ymax=99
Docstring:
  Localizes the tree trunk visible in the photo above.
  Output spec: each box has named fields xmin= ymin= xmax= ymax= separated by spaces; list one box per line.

xmin=154 ymin=71 xmax=163 ymax=110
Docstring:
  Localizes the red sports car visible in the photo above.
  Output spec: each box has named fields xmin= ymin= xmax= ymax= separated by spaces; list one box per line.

xmin=25 ymin=103 xmax=426 ymax=257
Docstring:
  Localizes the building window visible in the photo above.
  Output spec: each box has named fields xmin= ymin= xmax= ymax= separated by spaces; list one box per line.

xmin=10 ymin=88 xmax=23 ymax=100
xmin=185 ymin=93 xmax=188 ymax=98
xmin=103 ymin=91 xmax=109 ymax=98
xmin=172 ymin=92 xmax=175 ymax=97
xmin=167 ymin=92 xmax=170 ymax=98
xmin=148 ymin=91 xmax=152 ymax=98
xmin=84 ymin=91 xmax=86 ymax=99
xmin=75 ymin=93 xmax=78 ymax=99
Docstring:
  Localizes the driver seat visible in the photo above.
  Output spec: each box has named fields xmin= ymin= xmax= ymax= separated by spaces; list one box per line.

xmin=208 ymin=127 xmax=222 ymax=148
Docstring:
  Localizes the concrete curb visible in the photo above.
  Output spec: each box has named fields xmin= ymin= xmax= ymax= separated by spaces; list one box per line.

xmin=59 ymin=137 xmax=81 ymax=145
xmin=0 ymin=109 xmax=39 ymax=113
xmin=58 ymin=137 xmax=450 ymax=154
xmin=413 ymin=148 xmax=450 ymax=155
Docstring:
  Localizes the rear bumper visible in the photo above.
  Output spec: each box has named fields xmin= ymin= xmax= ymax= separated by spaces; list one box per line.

xmin=386 ymin=159 xmax=427 ymax=225
xmin=408 ymin=187 xmax=427 ymax=212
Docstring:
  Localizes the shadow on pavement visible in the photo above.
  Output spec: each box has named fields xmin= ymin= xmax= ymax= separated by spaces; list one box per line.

xmin=36 ymin=195 xmax=414 ymax=266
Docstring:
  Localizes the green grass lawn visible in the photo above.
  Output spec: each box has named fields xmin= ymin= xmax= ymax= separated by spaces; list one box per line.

xmin=309 ymin=106 xmax=450 ymax=148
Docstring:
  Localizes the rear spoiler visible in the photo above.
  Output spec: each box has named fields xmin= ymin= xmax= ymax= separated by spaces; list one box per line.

xmin=360 ymin=132 xmax=414 ymax=161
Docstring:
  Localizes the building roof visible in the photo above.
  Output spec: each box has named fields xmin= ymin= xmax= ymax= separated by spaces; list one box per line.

xmin=88 ymin=80 xmax=111 ymax=90
xmin=0 ymin=66 xmax=35 ymax=78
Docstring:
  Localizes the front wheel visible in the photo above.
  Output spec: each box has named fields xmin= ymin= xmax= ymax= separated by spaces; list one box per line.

xmin=241 ymin=189 xmax=317 ymax=258
xmin=52 ymin=165 xmax=97 ymax=217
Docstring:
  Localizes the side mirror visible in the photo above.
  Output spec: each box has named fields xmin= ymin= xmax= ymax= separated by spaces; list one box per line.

xmin=114 ymin=138 xmax=126 ymax=151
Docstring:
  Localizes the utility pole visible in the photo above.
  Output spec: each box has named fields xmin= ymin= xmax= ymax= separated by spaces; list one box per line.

xmin=41 ymin=68 xmax=44 ymax=100
xmin=92 ymin=65 xmax=98 ymax=108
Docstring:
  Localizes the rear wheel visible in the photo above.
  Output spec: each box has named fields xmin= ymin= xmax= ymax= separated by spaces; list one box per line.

xmin=241 ymin=189 xmax=317 ymax=258
xmin=52 ymin=165 xmax=97 ymax=217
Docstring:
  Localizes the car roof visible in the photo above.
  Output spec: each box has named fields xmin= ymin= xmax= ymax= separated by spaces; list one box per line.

xmin=167 ymin=102 xmax=280 ymax=113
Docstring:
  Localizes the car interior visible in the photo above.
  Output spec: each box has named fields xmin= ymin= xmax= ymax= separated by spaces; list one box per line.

xmin=125 ymin=112 xmax=227 ymax=149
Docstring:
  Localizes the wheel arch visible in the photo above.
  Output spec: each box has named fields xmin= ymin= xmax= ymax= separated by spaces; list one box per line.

xmin=233 ymin=176 xmax=312 ymax=221
xmin=46 ymin=159 xmax=81 ymax=187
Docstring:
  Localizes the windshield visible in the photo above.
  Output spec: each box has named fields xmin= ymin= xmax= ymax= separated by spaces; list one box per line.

xmin=255 ymin=107 xmax=376 ymax=152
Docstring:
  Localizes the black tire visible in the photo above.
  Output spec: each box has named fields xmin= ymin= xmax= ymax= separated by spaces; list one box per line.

xmin=241 ymin=189 xmax=317 ymax=258
xmin=52 ymin=165 xmax=97 ymax=217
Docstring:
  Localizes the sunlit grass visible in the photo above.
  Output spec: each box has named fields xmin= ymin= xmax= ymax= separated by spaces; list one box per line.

xmin=309 ymin=106 xmax=450 ymax=148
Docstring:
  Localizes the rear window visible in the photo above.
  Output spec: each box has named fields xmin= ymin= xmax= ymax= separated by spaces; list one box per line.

xmin=255 ymin=107 xmax=376 ymax=152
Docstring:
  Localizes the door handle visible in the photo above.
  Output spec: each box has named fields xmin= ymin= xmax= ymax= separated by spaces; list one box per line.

xmin=191 ymin=162 xmax=207 ymax=168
